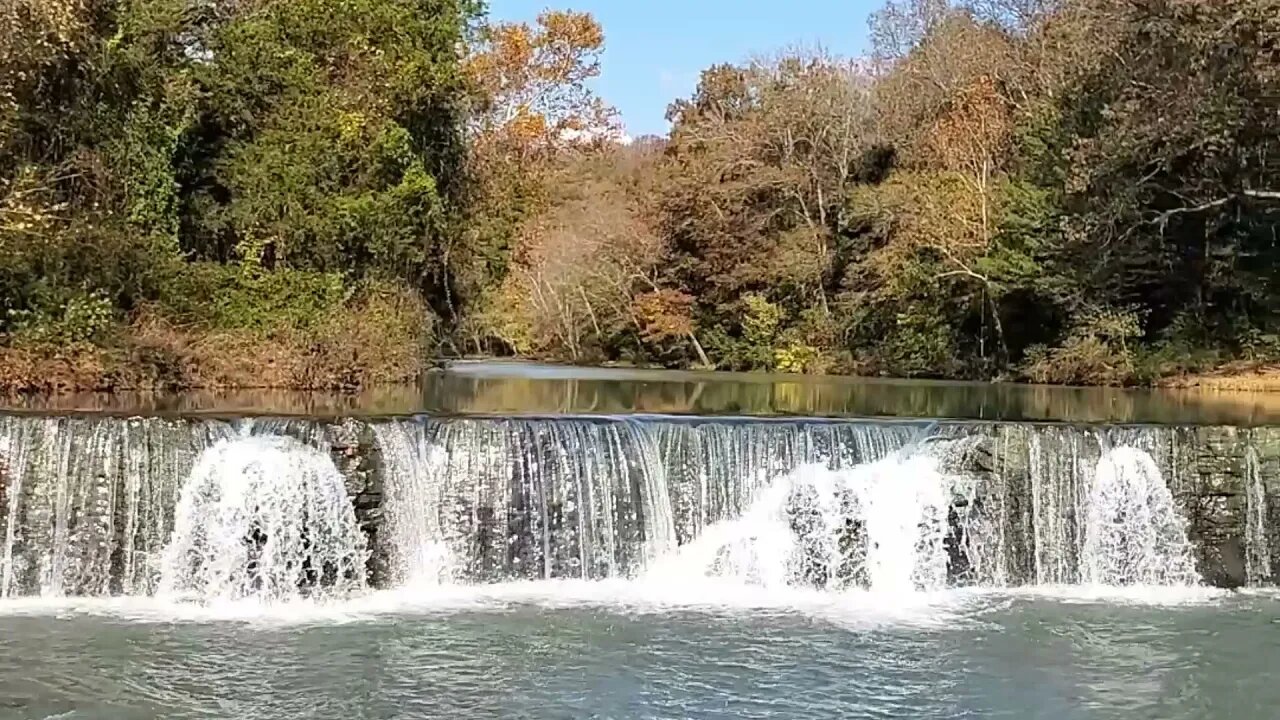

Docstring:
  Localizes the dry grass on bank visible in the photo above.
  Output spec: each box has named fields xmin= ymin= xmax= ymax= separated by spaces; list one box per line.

xmin=0 ymin=293 xmax=430 ymax=394
xmin=1156 ymin=362 xmax=1280 ymax=392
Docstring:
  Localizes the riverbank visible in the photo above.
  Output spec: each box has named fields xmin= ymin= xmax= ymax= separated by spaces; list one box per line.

xmin=0 ymin=307 xmax=427 ymax=395
xmin=1156 ymin=363 xmax=1280 ymax=392
xmin=5 ymin=341 xmax=1280 ymax=398
xmin=5 ymin=359 xmax=1280 ymax=426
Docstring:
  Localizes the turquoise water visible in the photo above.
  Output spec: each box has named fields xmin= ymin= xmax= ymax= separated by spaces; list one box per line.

xmin=0 ymin=588 xmax=1274 ymax=719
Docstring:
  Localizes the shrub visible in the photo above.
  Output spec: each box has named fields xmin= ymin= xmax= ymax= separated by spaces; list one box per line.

xmin=1021 ymin=308 xmax=1144 ymax=385
xmin=158 ymin=261 xmax=345 ymax=333
xmin=7 ymin=290 xmax=117 ymax=347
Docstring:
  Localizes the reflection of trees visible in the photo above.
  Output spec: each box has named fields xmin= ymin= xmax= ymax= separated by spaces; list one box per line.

xmin=8 ymin=367 xmax=1280 ymax=424
xmin=431 ymin=370 xmax=1280 ymax=425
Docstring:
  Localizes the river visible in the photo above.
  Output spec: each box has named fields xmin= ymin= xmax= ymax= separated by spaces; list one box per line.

xmin=0 ymin=363 xmax=1276 ymax=718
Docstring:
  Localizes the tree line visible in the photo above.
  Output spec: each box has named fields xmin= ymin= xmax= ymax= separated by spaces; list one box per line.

xmin=3 ymin=0 xmax=1279 ymax=390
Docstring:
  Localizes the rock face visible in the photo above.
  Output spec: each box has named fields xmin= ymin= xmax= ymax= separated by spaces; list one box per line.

xmin=934 ymin=425 xmax=1266 ymax=588
xmin=327 ymin=420 xmax=390 ymax=589
xmin=0 ymin=414 xmax=1278 ymax=595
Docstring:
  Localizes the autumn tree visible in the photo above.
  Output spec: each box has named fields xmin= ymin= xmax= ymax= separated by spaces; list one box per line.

xmin=1046 ymin=0 xmax=1280 ymax=351
xmin=451 ymin=10 xmax=620 ymax=341
xmin=869 ymin=0 xmax=951 ymax=62
xmin=467 ymin=10 xmax=619 ymax=150
xmin=481 ymin=144 xmax=668 ymax=361
xmin=659 ymin=52 xmax=878 ymax=368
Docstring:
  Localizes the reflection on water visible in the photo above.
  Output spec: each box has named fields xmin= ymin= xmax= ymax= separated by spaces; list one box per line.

xmin=3 ymin=360 xmax=1279 ymax=424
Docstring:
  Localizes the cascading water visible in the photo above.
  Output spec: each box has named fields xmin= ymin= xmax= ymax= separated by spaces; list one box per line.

xmin=1080 ymin=447 xmax=1199 ymax=586
xmin=159 ymin=435 xmax=368 ymax=603
xmin=0 ymin=416 xmax=231 ymax=597
xmin=649 ymin=421 xmax=915 ymax=546
xmin=856 ymin=454 xmax=953 ymax=592
xmin=1027 ymin=428 xmax=1089 ymax=585
xmin=371 ymin=418 xmax=678 ymax=584
xmin=1245 ymin=447 xmax=1272 ymax=585
xmin=646 ymin=449 xmax=973 ymax=593
xmin=370 ymin=419 xmax=916 ymax=585
xmin=371 ymin=423 xmax=455 ymax=586
xmin=0 ymin=414 xmax=1254 ymax=599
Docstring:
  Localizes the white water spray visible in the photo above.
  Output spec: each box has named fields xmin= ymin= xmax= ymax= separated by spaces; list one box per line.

xmin=160 ymin=436 xmax=367 ymax=603
xmin=1081 ymin=447 xmax=1198 ymax=586
xmin=1245 ymin=447 xmax=1271 ymax=585
xmin=647 ymin=453 xmax=962 ymax=593
xmin=857 ymin=455 xmax=954 ymax=592
xmin=372 ymin=424 xmax=456 ymax=586
xmin=0 ymin=416 xmax=1238 ymax=603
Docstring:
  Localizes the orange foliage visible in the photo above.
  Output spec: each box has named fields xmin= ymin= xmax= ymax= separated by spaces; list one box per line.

xmin=634 ymin=290 xmax=695 ymax=343
xmin=467 ymin=10 xmax=619 ymax=152
xmin=927 ymin=75 xmax=1012 ymax=183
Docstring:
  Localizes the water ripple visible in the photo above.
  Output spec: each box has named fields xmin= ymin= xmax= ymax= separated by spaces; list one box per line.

xmin=0 ymin=587 xmax=1275 ymax=719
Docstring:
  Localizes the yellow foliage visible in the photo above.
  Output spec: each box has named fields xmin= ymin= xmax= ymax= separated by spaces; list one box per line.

xmin=853 ymin=171 xmax=997 ymax=292
xmin=926 ymin=75 xmax=1011 ymax=177
xmin=634 ymin=290 xmax=694 ymax=343
xmin=774 ymin=343 xmax=831 ymax=374
xmin=466 ymin=10 xmax=619 ymax=150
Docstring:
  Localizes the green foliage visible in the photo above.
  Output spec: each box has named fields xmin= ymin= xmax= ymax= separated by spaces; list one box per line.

xmin=884 ymin=305 xmax=961 ymax=377
xmin=5 ymin=0 xmax=1280 ymax=388
xmin=774 ymin=343 xmax=829 ymax=374
xmin=182 ymin=0 xmax=472 ymax=279
xmin=1022 ymin=308 xmax=1145 ymax=386
xmin=698 ymin=294 xmax=794 ymax=371
xmin=7 ymin=290 xmax=117 ymax=347
xmin=741 ymin=294 xmax=783 ymax=367
xmin=160 ymin=262 xmax=346 ymax=334
xmin=0 ymin=0 xmax=478 ymax=388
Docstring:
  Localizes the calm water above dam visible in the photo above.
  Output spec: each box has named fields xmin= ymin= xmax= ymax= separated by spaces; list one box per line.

xmin=4 ymin=360 xmax=1280 ymax=424
xmin=2 ymin=364 xmax=1280 ymax=718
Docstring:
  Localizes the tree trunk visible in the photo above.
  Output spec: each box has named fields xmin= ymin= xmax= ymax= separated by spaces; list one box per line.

xmin=987 ymin=289 xmax=1009 ymax=368
xmin=688 ymin=332 xmax=712 ymax=368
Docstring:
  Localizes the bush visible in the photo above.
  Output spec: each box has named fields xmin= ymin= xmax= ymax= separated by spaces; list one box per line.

xmin=740 ymin=294 xmax=783 ymax=370
xmin=1021 ymin=308 xmax=1143 ymax=385
xmin=300 ymin=283 xmax=434 ymax=388
xmin=880 ymin=306 xmax=960 ymax=378
xmin=158 ymin=261 xmax=345 ymax=333
xmin=774 ymin=342 xmax=833 ymax=374
xmin=7 ymin=290 xmax=118 ymax=347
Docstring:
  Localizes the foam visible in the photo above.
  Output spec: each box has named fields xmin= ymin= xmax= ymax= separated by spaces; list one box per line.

xmin=0 ymin=580 xmax=1234 ymax=629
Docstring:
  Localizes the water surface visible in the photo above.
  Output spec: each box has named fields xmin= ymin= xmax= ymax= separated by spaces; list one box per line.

xmin=3 ymin=360 xmax=1279 ymax=425
xmin=0 ymin=588 xmax=1273 ymax=719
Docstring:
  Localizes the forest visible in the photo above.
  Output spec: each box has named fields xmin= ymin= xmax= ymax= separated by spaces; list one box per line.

xmin=2 ymin=0 xmax=1279 ymax=391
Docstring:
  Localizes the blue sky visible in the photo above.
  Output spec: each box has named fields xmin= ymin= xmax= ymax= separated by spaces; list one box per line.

xmin=487 ymin=1 xmax=880 ymax=137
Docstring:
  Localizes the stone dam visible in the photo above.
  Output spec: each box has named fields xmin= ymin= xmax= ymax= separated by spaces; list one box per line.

xmin=1 ymin=413 xmax=1277 ymax=600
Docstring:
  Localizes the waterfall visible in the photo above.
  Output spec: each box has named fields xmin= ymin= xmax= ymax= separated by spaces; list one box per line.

xmin=368 ymin=418 xmax=916 ymax=584
xmin=0 ymin=413 xmax=1257 ymax=598
xmin=0 ymin=416 xmax=230 ymax=597
xmin=1245 ymin=447 xmax=1271 ymax=585
xmin=371 ymin=423 xmax=455 ymax=586
xmin=371 ymin=418 xmax=678 ymax=583
xmin=644 ymin=467 xmax=816 ymax=590
xmin=644 ymin=442 xmax=991 ymax=593
xmin=1026 ymin=428 xmax=1089 ymax=585
xmin=159 ymin=435 xmax=368 ymax=603
xmin=855 ymin=454 xmax=953 ymax=591
xmin=1080 ymin=447 xmax=1199 ymax=586
xmin=644 ymin=455 xmax=958 ymax=592
xmin=650 ymin=421 xmax=913 ymax=545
